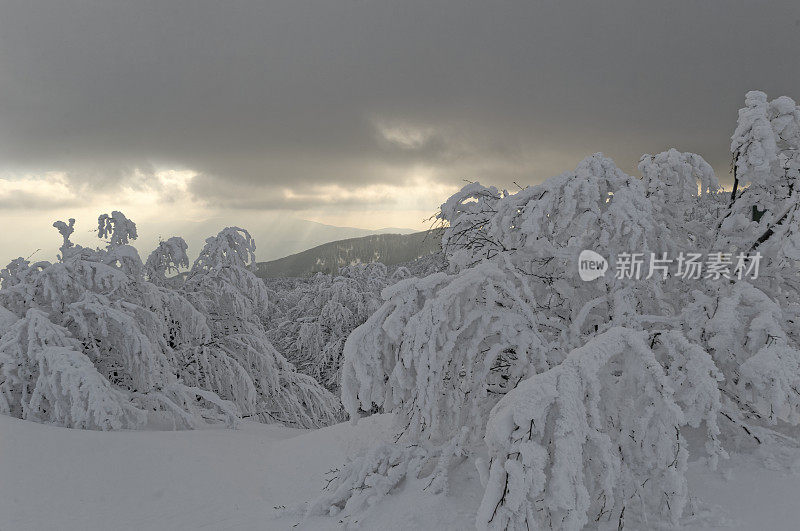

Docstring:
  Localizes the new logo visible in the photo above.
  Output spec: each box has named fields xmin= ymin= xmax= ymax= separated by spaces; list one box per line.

xmin=578 ymin=250 xmax=608 ymax=281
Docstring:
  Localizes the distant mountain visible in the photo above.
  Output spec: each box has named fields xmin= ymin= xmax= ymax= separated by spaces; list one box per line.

xmin=255 ymin=229 xmax=444 ymax=278
xmin=251 ymin=220 xmax=419 ymax=261
xmin=3 ymin=213 xmax=421 ymax=268
xmin=107 ymin=215 xmax=418 ymax=265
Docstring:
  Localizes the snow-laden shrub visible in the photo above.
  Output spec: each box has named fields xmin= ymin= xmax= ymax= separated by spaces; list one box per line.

xmin=144 ymin=236 xmax=190 ymax=287
xmin=315 ymin=92 xmax=800 ymax=529
xmin=307 ymin=427 xmax=470 ymax=518
xmin=438 ymin=153 xmax=665 ymax=269
xmin=341 ymin=154 xmax=670 ymax=434
xmin=342 ymin=261 xmax=550 ymax=443
xmin=719 ymin=91 xmax=800 ymax=273
xmin=685 ymin=282 xmax=800 ymax=439
xmin=476 ymin=328 xmax=723 ymax=530
xmin=180 ymin=227 xmax=342 ymax=428
xmin=307 ymin=442 xmax=430 ymax=517
xmin=0 ymin=308 xmax=145 ymax=430
xmin=0 ymin=212 xmax=233 ymax=429
xmin=638 ymin=149 xmax=723 ymax=249
xmin=266 ymin=262 xmax=430 ymax=393
xmin=0 ymin=214 xmax=340 ymax=429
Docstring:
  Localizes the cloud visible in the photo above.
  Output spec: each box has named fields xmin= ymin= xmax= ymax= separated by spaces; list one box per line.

xmin=188 ymin=169 xmax=460 ymax=212
xmin=0 ymin=173 xmax=81 ymax=210
xmin=0 ymin=190 xmax=82 ymax=211
xmin=0 ymin=0 xmax=798 ymax=213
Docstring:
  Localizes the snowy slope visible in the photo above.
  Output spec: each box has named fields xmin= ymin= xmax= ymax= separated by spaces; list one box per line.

xmin=1 ymin=413 xmax=799 ymax=530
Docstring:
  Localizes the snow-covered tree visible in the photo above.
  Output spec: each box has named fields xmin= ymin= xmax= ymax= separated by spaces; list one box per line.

xmin=266 ymin=263 xmax=395 ymax=392
xmin=341 ymin=261 xmax=549 ymax=443
xmin=476 ymin=328 xmax=723 ymax=530
xmin=684 ymin=281 xmax=800 ymax=441
xmin=144 ymin=236 xmax=190 ymax=287
xmin=0 ymin=308 xmax=145 ymax=430
xmin=730 ymin=91 xmax=780 ymax=200
xmin=313 ymin=92 xmax=800 ymax=529
xmin=182 ymin=227 xmax=342 ymax=428
xmin=0 ymin=216 xmax=340 ymax=430
xmin=639 ymin=149 xmax=723 ymax=249
xmin=721 ymin=93 xmax=800 ymax=245
xmin=0 ymin=214 xmax=237 ymax=429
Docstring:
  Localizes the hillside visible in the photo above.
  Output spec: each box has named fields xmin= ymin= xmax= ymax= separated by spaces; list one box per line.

xmin=255 ymin=228 xmax=443 ymax=278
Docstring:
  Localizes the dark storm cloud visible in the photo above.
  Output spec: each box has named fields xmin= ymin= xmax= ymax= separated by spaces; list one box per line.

xmin=1 ymin=0 xmax=799 ymax=208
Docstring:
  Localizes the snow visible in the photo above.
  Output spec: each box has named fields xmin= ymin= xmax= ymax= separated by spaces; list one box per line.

xmin=684 ymin=453 xmax=800 ymax=531
xmin=0 ymin=413 xmax=798 ymax=530
xmin=0 ymin=413 xmax=387 ymax=530
xmin=3 ymin=90 xmax=800 ymax=530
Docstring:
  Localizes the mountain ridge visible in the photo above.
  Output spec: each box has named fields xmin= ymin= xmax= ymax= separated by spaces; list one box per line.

xmin=255 ymin=229 xmax=443 ymax=278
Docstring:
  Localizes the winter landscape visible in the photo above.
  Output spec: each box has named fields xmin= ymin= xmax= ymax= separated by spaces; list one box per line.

xmin=3 ymin=91 xmax=800 ymax=529
xmin=2 ymin=2 xmax=800 ymax=531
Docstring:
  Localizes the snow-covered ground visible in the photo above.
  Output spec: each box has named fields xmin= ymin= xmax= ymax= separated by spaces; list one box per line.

xmin=0 ymin=414 xmax=477 ymax=530
xmin=1 ymin=414 xmax=799 ymax=530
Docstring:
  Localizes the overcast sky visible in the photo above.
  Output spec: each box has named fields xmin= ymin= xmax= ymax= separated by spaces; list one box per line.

xmin=1 ymin=0 xmax=799 ymax=262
